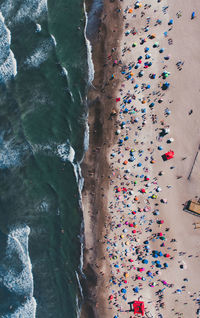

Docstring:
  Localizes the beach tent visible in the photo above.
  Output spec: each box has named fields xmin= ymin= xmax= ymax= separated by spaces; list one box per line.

xmin=164 ymin=150 xmax=174 ymax=160
xmin=132 ymin=301 xmax=145 ymax=315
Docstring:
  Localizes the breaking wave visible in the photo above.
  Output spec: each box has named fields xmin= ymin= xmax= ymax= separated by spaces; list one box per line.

xmin=0 ymin=11 xmax=17 ymax=83
xmin=0 ymin=226 xmax=36 ymax=317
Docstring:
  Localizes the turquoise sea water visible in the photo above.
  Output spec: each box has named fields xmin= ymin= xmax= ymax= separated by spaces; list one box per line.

xmin=0 ymin=0 xmax=93 ymax=317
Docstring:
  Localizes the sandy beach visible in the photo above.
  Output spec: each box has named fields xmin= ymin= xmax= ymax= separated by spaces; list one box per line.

xmin=82 ymin=0 xmax=200 ymax=317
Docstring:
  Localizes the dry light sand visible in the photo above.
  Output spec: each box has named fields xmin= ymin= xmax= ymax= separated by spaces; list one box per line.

xmin=82 ymin=0 xmax=200 ymax=317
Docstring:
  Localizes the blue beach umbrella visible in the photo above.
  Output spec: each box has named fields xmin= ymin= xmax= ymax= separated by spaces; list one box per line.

xmin=158 ymin=146 xmax=163 ymax=150
xmin=143 ymin=259 xmax=148 ymax=264
xmin=137 ymin=162 xmax=142 ymax=167
xmin=168 ymin=19 xmax=173 ymax=25
xmin=145 ymin=47 xmax=149 ymax=52
xmin=164 ymin=263 xmax=168 ymax=267
xmin=133 ymin=287 xmax=139 ymax=293
xmin=121 ymin=288 xmax=127 ymax=294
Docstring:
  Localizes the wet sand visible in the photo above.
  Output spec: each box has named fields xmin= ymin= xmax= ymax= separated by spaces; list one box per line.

xmin=82 ymin=0 xmax=200 ymax=317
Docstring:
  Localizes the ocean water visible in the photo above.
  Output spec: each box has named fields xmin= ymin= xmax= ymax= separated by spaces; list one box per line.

xmin=0 ymin=0 xmax=93 ymax=317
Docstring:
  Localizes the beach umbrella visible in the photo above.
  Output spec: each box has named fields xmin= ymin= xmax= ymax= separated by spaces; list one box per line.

xmin=134 ymin=84 xmax=139 ymax=88
xmin=159 ymin=48 xmax=164 ymax=53
xmin=156 ymin=187 xmax=162 ymax=192
xmin=191 ymin=11 xmax=195 ymax=19
xmin=124 ymin=136 xmax=129 ymax=140
xmin=146 ymin=84 xmax=151 ymax=89
xmin=124 ymin=272 xmax=129 ymax=278
xmin=168 ymin=19 xmax=173 ymax=25
xmin=158 ymin=251 xmax=163 ymax=256
xmin=133 ymin=287 xmax=139 ymax=293
xmin=164 ymin=253 xmax=170 ymax=258
xmin=134 ymin=196 xmax=139 ymax=201
xmin=121 ymin=288 xmax=127 ymax=294
xmin=160 ymin=236 xmax=166 ymax=241
xmin=158 ymin=146 xmax=163 ymax=150
xmin=145 ymin=47 xmax=149 ymax=52
xmin=132 ymin=42 xmax=137 ymax=47
xmin=167 ymin=137 xmax=174 ymax=143
xmin=143 ymin=259 xmax=148 ymax=264
xmin=116 ymin=129 xmax=121 ymax=135
xmin=129 ymin=259 xmax=134 ymax=262
xmin=114 ymin=264 xmax=119 ymax=268
xmin=144 ymin=240 xmax=149 ymax=244
xmin=156 ymin=264 xmax=162 ymax=268
xmin=149 ymin=102 xmax=155 ymax=108
xmin=153 ymin=42 xmax=159 ymax=48
xmin=141 ymin=188 xmax=146 ymax=193
xmin=147 ymin=271 xmax=153 ymax=277
xmin=128 ymin=8 xmax=133 ymax=13
xmin=109 ymin=295 xmax=114 ymax=300
xmin=123 ymin=160 xmax=128 ymax=165
xmin=164 ymin=263 xmax=168 ymax=267
xmin=137 ymin=162 xmax=142 ymax=167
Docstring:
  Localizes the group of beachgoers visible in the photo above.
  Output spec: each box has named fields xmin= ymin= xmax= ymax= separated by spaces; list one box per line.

xmin=99 ymin=1 xmax=200 ymax=317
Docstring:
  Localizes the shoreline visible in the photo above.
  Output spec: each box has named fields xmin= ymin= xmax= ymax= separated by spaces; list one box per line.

xmin=81 ymin=0 xmax=123 ymax=316
xmin=81 ymin=0 xmax=200 ymax=317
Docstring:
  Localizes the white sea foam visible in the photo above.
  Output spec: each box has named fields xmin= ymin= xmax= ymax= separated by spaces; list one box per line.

xmin=83 ymin=2 xmax=94 ymax=85
xmin=0 ymin=139 xmax=21 ymax=169
xmin=3 ymin=226 xmax=34 ymax=296
xmin=50 ymin=34 xmax=57 ymax=46
xmin=14 ymin=0 xmax=47 ymax=23
xmin=0 ymin=226 xmax=36 ymax=318
xmin=35 ymin=23 xmax=42 ymax=32
xmin=3 ymin=298 xmax=37 ymax=318
xmin=24 ymin=38 xmax=53 ymax=68
xmin=0 ymin=11 xmax=17 ymax=82
xmin=83 ymin=120 xmax=89 ymax=153
xmin=57 ymin=142 xmax=75 ymax=163
xmin=62 ymin=66 xmax=69 ymax=81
